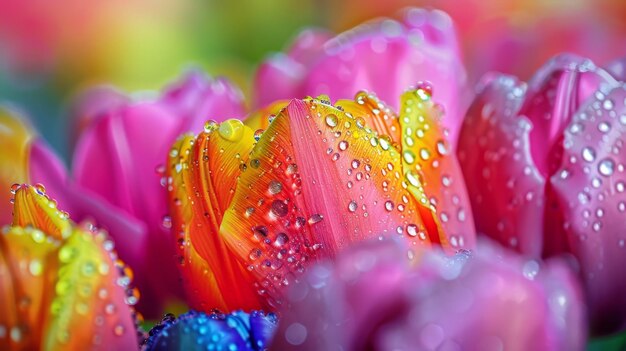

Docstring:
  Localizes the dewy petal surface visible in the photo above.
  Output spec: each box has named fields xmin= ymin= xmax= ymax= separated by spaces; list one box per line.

xmin=548 ymin=84 xmax=626 ymax=334
xmin=1 ymin=185 xmax=139 ymax=350
xmin=167 ymin=120 xmax=261 ymax=311
xmin=220 ymin=96 xmax=453 ymax=308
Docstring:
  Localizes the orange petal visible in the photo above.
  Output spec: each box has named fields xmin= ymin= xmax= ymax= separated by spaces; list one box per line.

xmin=243 ymin=100 xmax=289 ymax=132
xmin=397 ymin=86 xmax=475 ymax=250
xmin=0 ymin=108 xmax=34 ymax=225
xmin=11 ymin=184 xmax=71 ymax=240
xmin=220 ymin=97 xmax=442 ymax=307
xmin=167 ymin=119 xmax=261 ymax=311
xmin=335 ymin=91 xmax=401 ymax=146
xmin=0 ymin=225 xmax=60 ymax=350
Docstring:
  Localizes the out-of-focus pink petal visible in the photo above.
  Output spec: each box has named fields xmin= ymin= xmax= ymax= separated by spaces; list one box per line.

xmin=160 ymin=70 xmax=246 ymax=132
xmin=254 ymin=29 xmax=332 ymax=108
xmin=548 ymin=85 xmax=626 ymax=334
xmin=458 ymin=73 xmax=545 ymax=256
xmin=272 ymin=238 xmax=585 ymax=350
xmin=72 ymin=102 xmax=183 ymax=316
xmin=254 ymin=9 xmax=468 ymax=143
xmin=69 ymin=85 xmax=129 ymax=147
xmin=606 ymin=57 xmax=626 ymax=81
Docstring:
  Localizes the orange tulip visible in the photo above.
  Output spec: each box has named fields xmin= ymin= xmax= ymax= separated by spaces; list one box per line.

xmin=167 ymin=86 xmax=475 ymax=312
xmin=0 ymin=184 xmax=140 ymax=350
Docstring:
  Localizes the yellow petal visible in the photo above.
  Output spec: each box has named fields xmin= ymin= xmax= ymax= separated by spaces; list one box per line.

xmin=0 ymin=108 xmax=34 ymax=225
xmin=11 ymin=184 xmax=71 ymax=240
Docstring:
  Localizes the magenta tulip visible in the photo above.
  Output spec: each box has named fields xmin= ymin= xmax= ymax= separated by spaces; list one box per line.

xmin=272 ymin=238 xmax=585 ymax=350
xmin=458 ymin=54 xmax=626 ymax=334
xmin=71 ymin=70 xmax=246 ymax=317
xmin=254 ymin=8 xmax=469 ymax=143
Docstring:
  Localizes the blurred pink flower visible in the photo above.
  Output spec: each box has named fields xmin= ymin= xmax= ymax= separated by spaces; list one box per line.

xmin=457 ymin=54 xmax=626 ymax=334
xmin=254 ymin=8 xmax=469 ymax=143
xmin=272 ymin=238 xmax=585 ymax=350
xmin=71 ymin=70 xmax=246 ymax=317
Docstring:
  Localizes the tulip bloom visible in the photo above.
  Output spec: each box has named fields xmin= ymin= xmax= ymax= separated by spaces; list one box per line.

xmin=458 ymin=54 xmax=626 ymax=334
xmin=167 ymin=85 xmax=475 ymax=312
xmin=254 ymin=8 xmax=468 ymax=143
xmin=271 ymin=238 xmax=585 ymax=350
xmin=142 ymin=310 xmax=277 ymax=350
xmin=71 ymin=70 xmax=246 ymax=317
xmin=0 ymin=184 xmax=140 ymax=350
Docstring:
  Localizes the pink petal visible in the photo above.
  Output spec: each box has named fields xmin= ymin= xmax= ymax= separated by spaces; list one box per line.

xmin=458 ymin=73 xmax=545 ymax=256
xmin=547 ymin=84 xmax=626 ymax=334
xmin=272 ymin=238 xmax=585 ymax=350
xmin=160 ymin=70 xmax=246 ymax=132
xmin=72 ymin=102 xmax=184 ymax=316
xmin=606 ymin=57 xmax=626 ymax=81
xmin=253 ymin=29 xmax=332 ymax=108
xmin=253 ymin=10 xmax=468 ymax=143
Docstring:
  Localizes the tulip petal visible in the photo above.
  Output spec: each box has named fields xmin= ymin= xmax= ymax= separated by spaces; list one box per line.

xmin=220 ymin=97 xmax=445 ymax=307
xmin=398 ymin=87 xmax=475 ymax=248
xmin=0 ymin=226 xmax=60 ymax=350
xmin=519 ymin=55 xmax=616 ymax=177
xmin=458 ymin=74 xmax=547 ymax=255
xmin=167 ymin=120 xmax=260 ymax=311
xmin=0 ymin=107 xmax=33 ymax=224
xmin=143 ymin=310 xmax=278 ymax=351
xmin=2 ymin=185 xmax=139 ymax=350
xmin=548 ymin=84 xmax=626 ymax=334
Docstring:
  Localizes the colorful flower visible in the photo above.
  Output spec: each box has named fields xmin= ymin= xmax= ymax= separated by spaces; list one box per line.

xmin=271 ymin=238 xmax=585 ymax=350
xmin=167 ymin=85 xmax=475 ymax=312
xmin=69 ymin=70 xmax=246 ymax=317
xmin=142 ymin=310 xmax=277 ymax=351
xmin=254 ymin=8 xmax=469 ymax=143
xmin=457 ymin=54 xmax=626 ymax=334
xmin=0 ymin=184 xmax=140 ymax=350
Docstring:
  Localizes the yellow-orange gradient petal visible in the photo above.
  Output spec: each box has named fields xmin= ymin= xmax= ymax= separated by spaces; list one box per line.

xmin=167 ymin=119 xmax=261 ymax=311
xmin=398 ymin=87 xmax=475 ymax=249
xmin=220 ymin=97 xmax=442 ymax=308
xmin=243 ymin=100 xmax=289 ymax=132
xmin=0 ymin=108 xmax=34 ymax=224
xmin=0 ymin=185 xmax=139 ymax=350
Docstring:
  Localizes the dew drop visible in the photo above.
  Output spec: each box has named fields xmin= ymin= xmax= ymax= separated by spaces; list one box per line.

xmin=325 ymin=114 xmax=338 ymax=127
xmin=384 ymin=201 xmax=394 ymax=212
xmin=268 ymin=180 xmax=283 ymax=195
xmin=581 ymin=147 xmax=596 ymax=162
xmin=308 ymin=214 xmax=324 ymax=224
xmin=348 ymin=201 xmax=358 ymax=212
xmin=270 ymin=200 xmax=289 ymax=217
xmin=338 ymin=140 xmax=349 ymax=151
xmin=598 ymin=158 xmax=615 ymax=176
xmin=254 ymin=129 xmax=264 ymax=142
xmin=217 ymin=119 xmax=245 ymax=141
xmin=406 ymin=224 xmax=418 ymax=237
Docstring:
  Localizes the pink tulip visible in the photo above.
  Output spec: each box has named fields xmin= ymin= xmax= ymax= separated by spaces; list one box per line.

xmin=71 ymin=70 xmax=246 ymax=317
xmin=254 ymin=8 xmax=469 ymax=143
xmin=458 ymin=54 xmax=626 ymax=334
xmin=272 ymin=238 xmax=585 ymax=350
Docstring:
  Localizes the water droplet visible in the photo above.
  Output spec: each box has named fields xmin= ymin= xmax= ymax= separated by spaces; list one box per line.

xmin=325 ymin=114 xmax=338 ymax=127
xmin=29 ymin=260 xmax=43 ymax=276
xmin=217 ymin=119 xmax=245 ymax=141
xmin=522 ymin=260 xmax=540 ymax=280
xmin=603 ymin=99 xmax=614 ymax=110
xmin=34 ymin=183 xmax=46 ymax=195
xmin=406 ymin=224 xmax=418 ymax=237
xmin=384 ymin=201 xmax=394 ymax=212
xmin=403 ymin=151 xmax=416 ymax=164
xmin=113 ymin=325 xmax=125 ymax=336
xmin=268 ymin=180 xmax=283 ymax=195
xmin=436 ymin=140 xmax=448 ymax=155
xmin=254 ymin=129 xmax=264 ymax=141
xmin=598 ymin=121 xmax=611 ymax=133
xmin=308 ymin=214 xmax=324 ymax=224
xmin=274 ymin=233 xmax=288 ymax=247
xmin=419 ymin=148 xmax=430 ymax=161
xmin=338 ymin=140 xmax=348 ymax=151
xmin=582 ymin=147 xmax=596 ymax=162
xmin=348 ymin=201 xmax=358 ymax=212
xmin=270 ymin=200 xmax=288 ymax=217
xmin=162 ymin=215 xmax=172 ymax=229
xmin=598 ymin=158 xmax=615 ymax=176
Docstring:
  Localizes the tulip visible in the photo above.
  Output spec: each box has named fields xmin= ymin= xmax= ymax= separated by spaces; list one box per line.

xmin=254 ymin=8 xmax=469 ymax=143
xmin=142 ymin=310 xmax=277 ymax=351
xmin=457 ymin=54 xmax=626 ymax=334
xmin=71 ymin=70 xmax=246 ymax=317
xmin=271 ymin=238 xmax=585 ymax=350
xmin=0 ymin=184 xmax=140 ymax=350
xmin=167 ymin=85 xmax=475 ymax=312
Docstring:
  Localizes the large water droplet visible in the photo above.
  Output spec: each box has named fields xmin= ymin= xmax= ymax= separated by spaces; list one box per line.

xmin=582 ymin=147 xmax=596 ymax=162
xmin=598 ymin=158 xmax=615 ymax=176
xmin=218 ymin=119 xmax=245 ymax=141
